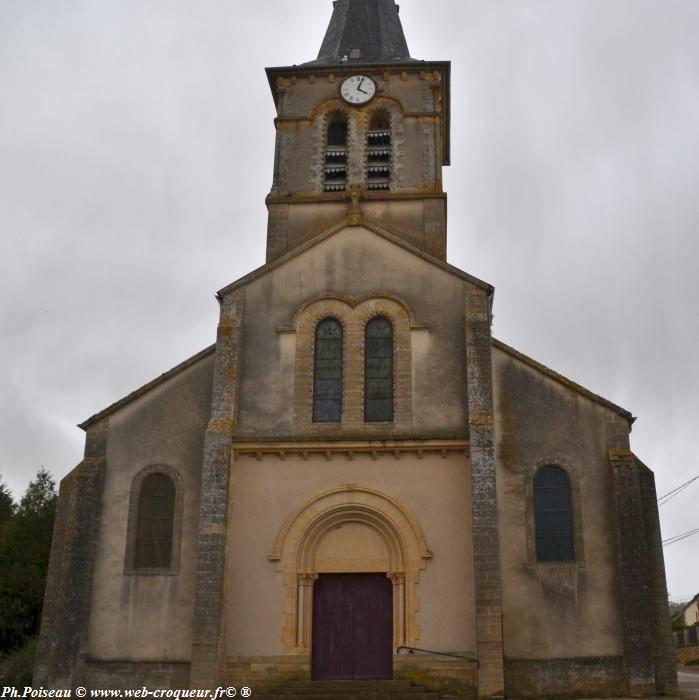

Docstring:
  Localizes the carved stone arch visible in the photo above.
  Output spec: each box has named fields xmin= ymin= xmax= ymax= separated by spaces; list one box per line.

xmin=292 ymin=295 xmax=414 ymax=433
xmin=523 ymin=458 xmax=585 ymax=567
xmin=289 ymin=292 xmax=424 ymax=331
xmin=269 ymin=485 xmax=432 ymax=653
xmin=124 ymin=464 xmax=184 ymax=576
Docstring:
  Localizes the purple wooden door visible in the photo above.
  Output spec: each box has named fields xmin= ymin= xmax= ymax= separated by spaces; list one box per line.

xmin=312 ymin=573 xmax=393 ymax=680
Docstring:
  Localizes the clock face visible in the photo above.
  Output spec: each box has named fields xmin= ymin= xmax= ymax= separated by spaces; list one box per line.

xmin=340 ymin=75 xmax=377 ymax=105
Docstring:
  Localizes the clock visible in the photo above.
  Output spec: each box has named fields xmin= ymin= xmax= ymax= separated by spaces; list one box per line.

xmin=340 ymin=75 xmax=377 ymax=106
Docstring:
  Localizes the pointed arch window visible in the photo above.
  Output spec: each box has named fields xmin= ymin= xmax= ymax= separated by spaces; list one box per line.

xmin=134 ymin=473 xmax=176 ymax=570
xmin=365 ymin=316 xmax=394 ymax=422
xmin=313 ymin=318 xmax=343 ymax=422
xmin=367 ymin=110 xmax=392 ymax=191
xmin=533 ymin=467 xmax=575 ymax=562
xmin=324 ymin=113 xmax=348 ymax=192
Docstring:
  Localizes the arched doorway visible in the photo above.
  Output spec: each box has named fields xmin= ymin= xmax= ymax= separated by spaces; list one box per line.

xmin=269 ymin=485 xmax=432 ymax=678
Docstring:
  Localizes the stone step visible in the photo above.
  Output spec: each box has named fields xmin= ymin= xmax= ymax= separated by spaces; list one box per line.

xmin=255 ymin=688 xmax=439 ymax=700
xmin=254 ymin=680 xmax=442 ymax=699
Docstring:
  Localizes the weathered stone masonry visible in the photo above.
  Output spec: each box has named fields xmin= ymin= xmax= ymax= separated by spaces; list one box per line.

xmin=464 ymin=286 xmax=505 ymax=699
xmin=34 ymin=420 xmax=108 ymax=688
xmin=190 ymin=290 xmax=245 ymax=689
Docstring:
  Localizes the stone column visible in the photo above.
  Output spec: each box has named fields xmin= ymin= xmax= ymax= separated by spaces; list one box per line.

xmin=34 ymin=420 xmax=108 ymax=688
xmin=464 ymin=287 xmax=505 ymax=699
xmin=190 ymin=290 xmax=245 ymax=688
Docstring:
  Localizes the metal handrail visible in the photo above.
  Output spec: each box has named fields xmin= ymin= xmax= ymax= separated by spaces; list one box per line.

xmin=396 ymin=646 xmax=480 ymax=668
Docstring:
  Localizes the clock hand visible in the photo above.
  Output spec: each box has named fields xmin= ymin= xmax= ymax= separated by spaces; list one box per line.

xmin=357 ymin=77 xmax=367 ymax=94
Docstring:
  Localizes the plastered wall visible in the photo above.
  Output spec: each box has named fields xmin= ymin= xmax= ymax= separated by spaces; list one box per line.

xmin=492 ymin=345 xmax=625 ymax=660
xmin=236 ymin=226 xmax=472 ymax=439
xmin=224 ymin=451 xmax=476 ymax=658
xmin=87 ymin=354 xmax=214 ymax=661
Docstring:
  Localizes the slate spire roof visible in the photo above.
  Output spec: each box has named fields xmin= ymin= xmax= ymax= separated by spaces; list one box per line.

xmin=307 ymin=0 xmax=416 ymax=66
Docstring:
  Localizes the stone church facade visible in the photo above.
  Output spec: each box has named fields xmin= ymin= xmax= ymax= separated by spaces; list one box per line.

xmin=35 ymin=2 xmax=676 ymax=698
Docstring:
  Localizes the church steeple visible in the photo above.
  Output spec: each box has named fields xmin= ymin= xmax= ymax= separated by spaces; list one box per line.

xmin=310 ymin=0 xmax=414 ymax=66
xmin=265 ymin=1 xmax=451 ymax=263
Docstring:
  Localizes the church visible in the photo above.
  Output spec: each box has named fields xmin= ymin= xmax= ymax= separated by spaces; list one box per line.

xmin=35 ymin=2 xmax=677 ymax=698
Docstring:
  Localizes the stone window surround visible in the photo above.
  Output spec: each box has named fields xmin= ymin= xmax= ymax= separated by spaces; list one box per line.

xmin=523 ymin=459 xmax=585 ymax=569
xmin=268 ymin=483 xmax=432 ymax=654
xmin=289 ymin=294 xmax=419 ymax=437
xmin=123 ymin=464 xmax=185 ymax=576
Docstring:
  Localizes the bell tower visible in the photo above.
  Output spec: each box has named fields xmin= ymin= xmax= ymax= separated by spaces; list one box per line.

xmin=265 ymin=0 xmax=451 ymax=262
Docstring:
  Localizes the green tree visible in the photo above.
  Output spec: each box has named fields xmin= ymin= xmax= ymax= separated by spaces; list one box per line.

xmin=0 ymin=468 xmax=57 ymax=655
xmin=0 ymin=474 xmax=14 ymax=525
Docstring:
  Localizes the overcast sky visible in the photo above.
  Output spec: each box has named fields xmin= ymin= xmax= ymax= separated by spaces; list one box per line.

xmin=1 ymin=0 xmax=698 ymax=602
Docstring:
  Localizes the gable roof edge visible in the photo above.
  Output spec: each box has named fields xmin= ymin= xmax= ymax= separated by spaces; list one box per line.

xmin=218 ymin=219 xmax=493 ymax=299
xmin=79 ymin=344 xmax=216 ymax=430
xmin=492 ymin=338 xmax=635 ymax=424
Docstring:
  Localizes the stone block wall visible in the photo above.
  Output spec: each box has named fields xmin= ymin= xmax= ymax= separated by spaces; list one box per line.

xmin=504 ymin=656 xmax=627 ymax=698
xmin=83 ymin=661 xmax=191 ymax=690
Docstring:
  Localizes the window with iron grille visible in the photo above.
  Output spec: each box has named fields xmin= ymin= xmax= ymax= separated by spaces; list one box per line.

xmin=324 ymin=113 xmax=348 ymax=192
xmin=366 ymin=110 xmax=391 ymax=191
xmin=533 ymin=467 xmax=575 ymax=562
xmin=313 ymin=318 xmax=343 ymax=422
xmin=134 ymin=473 xmax=176 ymax=570
xmin=364 ymin=316 xmax=394 ymax=422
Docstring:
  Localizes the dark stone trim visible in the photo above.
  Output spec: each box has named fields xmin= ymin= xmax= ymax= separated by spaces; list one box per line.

xmin=464 ymin=287 xmax=505 ymax=698
xmin=34 ymin=420 xmax=108 ymax=688
xmin=123 ymin=465 xmax=185 ymax=576
xmin=190 ymin=291 xmax=245 ymax=688
xmin=504 ymin=656 xmax=626 ymax=698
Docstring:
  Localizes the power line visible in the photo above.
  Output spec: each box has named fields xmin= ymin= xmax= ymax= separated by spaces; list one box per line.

xmin=663 ymin=526 xmax=699 ymax=547
xmin=658 ymin=474 xmax=699 ymax=507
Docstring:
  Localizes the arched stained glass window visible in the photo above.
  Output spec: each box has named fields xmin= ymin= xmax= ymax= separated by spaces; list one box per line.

xmin=533 ymin=467 xmax=575 ymax=562
xmin=134 ymin=474 xmax=176 ymax=570
xmin=313 ymin=318 xmax=343 ymax=422
xmin=365 ymin=316 xmax=394 ymax=422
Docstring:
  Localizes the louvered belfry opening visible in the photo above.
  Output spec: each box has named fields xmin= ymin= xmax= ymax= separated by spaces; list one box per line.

xmin=324 ymin=112 xmax=349 ymax=192
xmin=367 ymin=110 xmax=392 ymax=191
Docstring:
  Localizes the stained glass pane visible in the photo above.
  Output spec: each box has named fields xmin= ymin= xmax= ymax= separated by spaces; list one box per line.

xmin=134 ymin=474 xmax=175 ymax=570
xmin=533 ymin=467 xmax=575 ymax=563
xmin=313 ymin=319 xmax=343 ymax=422
xmin=365 ymin=317 xmax=394 ymax=422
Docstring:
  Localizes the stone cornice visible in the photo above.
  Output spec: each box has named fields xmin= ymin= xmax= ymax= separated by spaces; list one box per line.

xmin=232 ymin=439 xmax=469 ymax=461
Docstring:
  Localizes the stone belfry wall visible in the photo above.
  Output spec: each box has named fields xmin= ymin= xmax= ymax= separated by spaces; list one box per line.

xmin=263 ymin=0 xmax=451 ymax=262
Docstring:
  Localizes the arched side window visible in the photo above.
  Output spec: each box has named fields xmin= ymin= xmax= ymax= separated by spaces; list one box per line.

xmin=366 ymin=110 xmax=392 ymax=191
xmin=313 ymin=318 xmax=343 ymax=422
xmin=324 ymin=112 xmax=348 ymax=192
xmin=134 ymin=473 xmax=176 ymax=570
xmin=533 ymin=467 xmax=575 ymax=562
xmin=365 ymin=316 xmax=394 ymax=422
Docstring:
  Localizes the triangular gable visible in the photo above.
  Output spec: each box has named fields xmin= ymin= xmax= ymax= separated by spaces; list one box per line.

xmin=217 ymin=219 xmax=493 ymax=299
